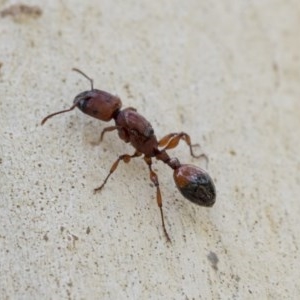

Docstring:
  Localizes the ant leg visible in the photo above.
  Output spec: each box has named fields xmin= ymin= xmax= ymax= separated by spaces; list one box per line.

xmin=144 ymin=157 xmax=171 ymax=243
xmin=158 ymin=132 xmax=208 ymax=163
xmin=91 ymin=126 xmax=119 ymax=145
xmin=94 ymin=152 xmax=141 ymax=193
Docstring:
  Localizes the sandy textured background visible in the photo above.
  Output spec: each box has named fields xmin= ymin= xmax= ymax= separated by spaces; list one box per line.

xmin=1 ymin=0 xmax=300 ymax=299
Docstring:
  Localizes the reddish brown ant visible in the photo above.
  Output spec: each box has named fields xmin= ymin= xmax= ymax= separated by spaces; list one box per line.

xmin=41 ymin=68 xmax=216 ymax=242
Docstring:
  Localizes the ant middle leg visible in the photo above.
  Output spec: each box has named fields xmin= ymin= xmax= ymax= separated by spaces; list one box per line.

xmin=158 ymin=132 xmax=208 ymax=163
xmin=94 ymin=151 xmax=141 ymax=193
xmin=144 ymin=156 xmax=171 ymax=242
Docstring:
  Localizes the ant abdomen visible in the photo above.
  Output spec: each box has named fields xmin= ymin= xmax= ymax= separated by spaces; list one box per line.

xmin=173 ymin=164 xmax=216 ymax=207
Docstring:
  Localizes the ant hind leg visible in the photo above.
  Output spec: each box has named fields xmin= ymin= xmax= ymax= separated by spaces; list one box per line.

xmin=144 ymin=156 xmax=171 ymax=243
xmin=158 ymin=132 xmax=209 ymax=168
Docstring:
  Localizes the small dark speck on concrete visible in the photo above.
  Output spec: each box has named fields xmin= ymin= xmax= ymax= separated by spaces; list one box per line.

xmin=179 ymin=113 xmax=185 ymax=124
xmin=86 ymin=226 xmax=91 ymax=234
xmin=207 ymin=251 xmax=219 ymax=271
xmin=0 ymin=4 xmax=42 ymax=19
xmin=229 ymin=149 xmax=236 ymax=156
xmin=123 ymin=83 xmax=134 ymax=98
xmin=43 ymin=233 xmax=49 ymax=241
xmin=69 ymin=234 xmax=78 ymax=241
xmin=60 ymin=226 xmax=65 ymax=233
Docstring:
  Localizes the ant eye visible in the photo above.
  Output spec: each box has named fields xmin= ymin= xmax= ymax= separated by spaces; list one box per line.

xmin=173 ymin=164 xmax=216 ymax=207
xmin=74 ymin=94 xmax=91 ymax=112
xmin=144 ymin=127 xmax=154 ymax=137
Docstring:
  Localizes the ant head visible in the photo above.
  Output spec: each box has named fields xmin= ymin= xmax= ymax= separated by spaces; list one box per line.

xmin=173 ymin=164 xmax=216 ymax=207
xmin=41 ymin=69 xmax=122 ymax=125
xmin=72 ymin=68 xmax=122 ymax=121
xmin=74 ymin=89 xmax=122 ymax=122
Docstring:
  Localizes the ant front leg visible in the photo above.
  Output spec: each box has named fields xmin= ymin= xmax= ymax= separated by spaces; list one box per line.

xmin=91 ymin=126 xmax=120 ymax=145
xmin=144 ymin=157 xmax=171 ymax=243
xmin=158 ymin=132 xmax=208 ymax=167
xmin=94 ymin=151 xmax=141 ymax=193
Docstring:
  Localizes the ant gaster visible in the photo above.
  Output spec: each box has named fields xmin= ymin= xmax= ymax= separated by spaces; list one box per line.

xmin=41 ymin=68 xmax=216 ymax=242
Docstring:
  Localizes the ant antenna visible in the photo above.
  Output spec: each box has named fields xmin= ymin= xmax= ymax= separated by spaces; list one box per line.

xmin=41 ymin=69 xmax=94 ymax=125
xmin=41 ymin=102 xmax=78 ymax=125
xmin=72 ymin=68 xmax=94 ymax=90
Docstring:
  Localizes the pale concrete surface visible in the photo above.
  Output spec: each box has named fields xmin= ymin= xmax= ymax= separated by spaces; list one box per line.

xmin=1 ymin=0 xmax=300 ymax=299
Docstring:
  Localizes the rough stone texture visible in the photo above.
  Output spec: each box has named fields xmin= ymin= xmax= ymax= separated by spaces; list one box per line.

xmin=1 ymin=1 xmax=299 ymax=299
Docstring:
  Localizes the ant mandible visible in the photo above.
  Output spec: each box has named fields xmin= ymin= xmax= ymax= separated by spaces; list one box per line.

xmin=41 ymin=68 xmax=216 ymax=242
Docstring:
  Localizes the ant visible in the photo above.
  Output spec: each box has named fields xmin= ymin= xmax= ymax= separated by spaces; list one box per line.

xmin=41 ymin=68 xmax=216 ymax=242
